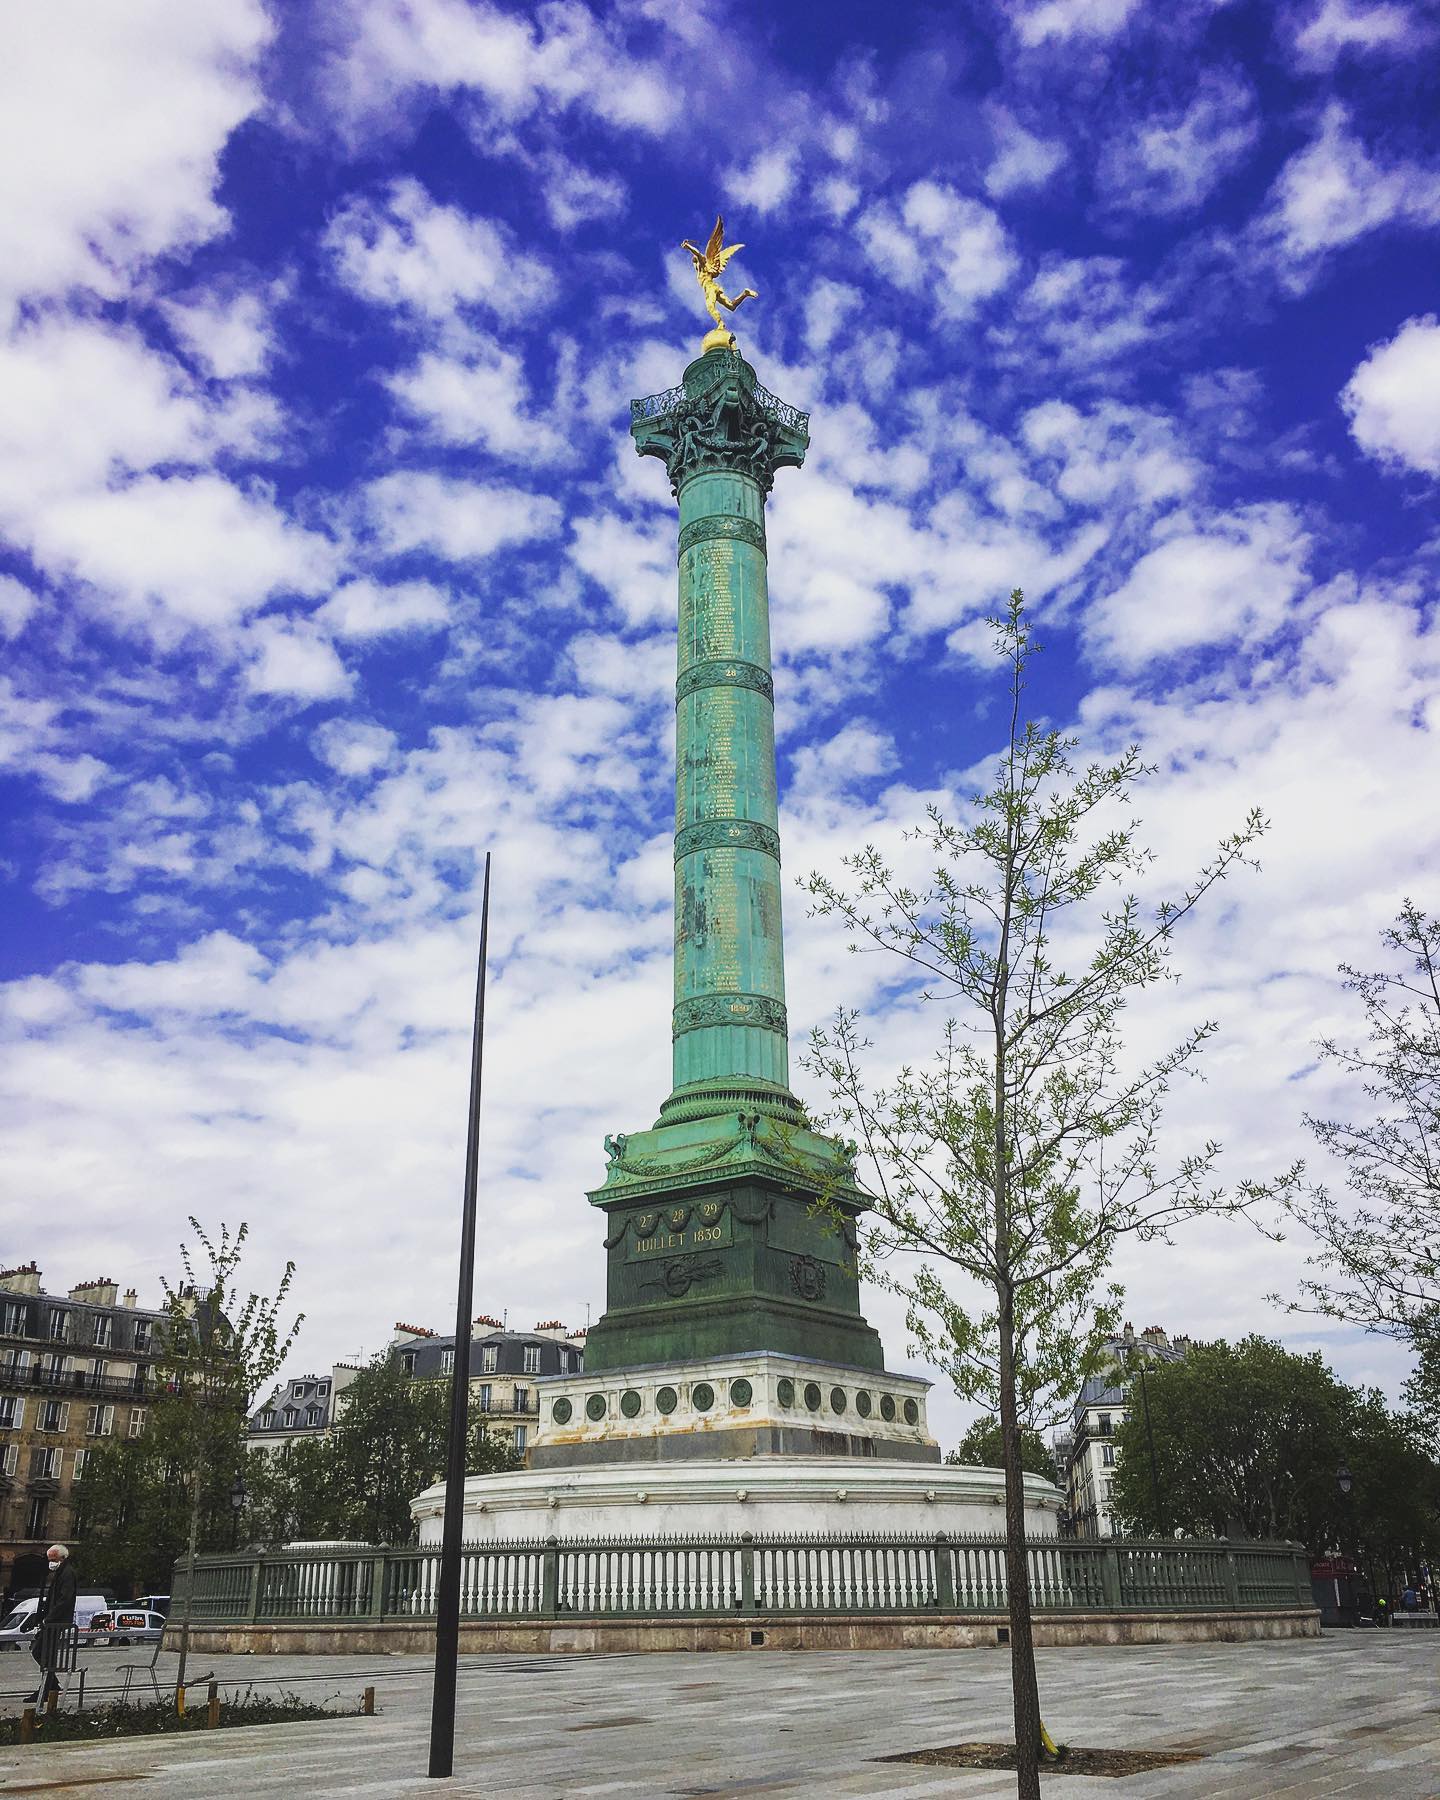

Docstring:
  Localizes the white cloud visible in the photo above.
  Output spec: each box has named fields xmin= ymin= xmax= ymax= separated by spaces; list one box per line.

xmin=326 ymin=179 xmax=556 ymax=323
xmin=327 ymin=0 xmax=681 ymax=137
xmin=162 ymin=285 xmax=277 ymax=380
xmin=0 ymin=576 xmax=38 ymax=640
xmin=317 ymin=578 xmax=451 ymax=638
xmin=859 ymin=181 xmax=1017 ymax=320
xmin=803 ymin=279 xmax=861 ymax=356
xmin=312 ymin=719 xmax=400 ymax=777
xmin=1288 ymin=0 xmax=1419 ymax=68
xmin=244 ymin=622 xmax=353 ymax=701
xmin=1340 ymin=314 xmax=1440 ymax=476
xmin=363 ymin=472 xmax=562 ymax=562
xmin=0 ymin=318 xmax=274 ymax=520
xmin=569 ymin=513 xmax=675 ymax=628
xmin=530 ymin=153 xmax=626 ymax=232
xmin=984 ymin=107 xmax=1066 ymax=199
xmin=0 ymin=0 xmax=270 ymax=322
xmin=1086 ymin=504 xmax=1311 ymax=669
xmin=566 ymin=631 xmax=674 ymax=703
xmin=1256 ymin=104 xmax=1440 ymax=284
xmin=385 ymin=341 xmax=567 ymax=462
xmin=1021 ymin=401 xmax=1198 ymax=508
xmin=816 ymin=176 xmax=861 ymax=221
xmin=1000 ymin=256 xmax=1173 ymax=370
xmin=790 ymin=721 xmax=899 ymax=797
xmin=1010 ymin=0 xmax=1142 ymax=46
xmin=724 ymin=147 xmax=798 ymax=214
xmin=30 ymin=475 xmax=337 ymax=638
xmin=1098 ymin=72 xmax=1259 ymax=216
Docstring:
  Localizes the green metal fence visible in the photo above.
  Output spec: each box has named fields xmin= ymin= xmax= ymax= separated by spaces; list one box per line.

xmin=174 ymin=1533 xmax=1313 ymax=1625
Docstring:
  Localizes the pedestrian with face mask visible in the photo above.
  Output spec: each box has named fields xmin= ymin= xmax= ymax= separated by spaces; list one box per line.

xmin=31 ymin=1543 xmax=77 ymax=1704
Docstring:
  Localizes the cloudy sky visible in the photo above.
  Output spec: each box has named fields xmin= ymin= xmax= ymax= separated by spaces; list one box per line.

xmin=2 ymin=0 xmax=1437 ymax=1445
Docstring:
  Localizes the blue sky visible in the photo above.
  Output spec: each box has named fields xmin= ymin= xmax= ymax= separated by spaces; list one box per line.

xmin=2 ymin=0 xmax=1438 ymax=1441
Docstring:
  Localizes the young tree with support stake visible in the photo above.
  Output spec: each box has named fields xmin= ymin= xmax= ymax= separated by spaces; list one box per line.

xmin=160 ymin=1219 xmax=301 ymax=1707
xmin=802 ymin=593 xmax=1278 ymax=1800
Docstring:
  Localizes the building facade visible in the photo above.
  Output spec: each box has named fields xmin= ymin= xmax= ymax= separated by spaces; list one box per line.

xmin=246 ymin=1364 xmax=362 ymax=1457
xmin=1060 ymin=1324 xmax=1188 ymax=1538
xmin=394 ymin=1318 xmax=586 ymax=1456
xmin=0 ymin=1264 xmax=167 ymax=1594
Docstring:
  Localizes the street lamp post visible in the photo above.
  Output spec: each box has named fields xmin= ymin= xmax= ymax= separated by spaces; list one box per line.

xmin=1335 ymin=1464 xmax=1356 ymax=1626
xmin=229 ymin=1472 xmax=246 ymax=1551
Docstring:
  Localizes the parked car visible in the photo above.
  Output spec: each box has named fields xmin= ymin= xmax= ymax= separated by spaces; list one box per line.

xmin=134 ymin=1593 xmax=170 ymax=1618
xmin=86 ymin=1608 xmax=167 ymax=1648
xmin=0 ymin=1593 xmax=113 ymax=1648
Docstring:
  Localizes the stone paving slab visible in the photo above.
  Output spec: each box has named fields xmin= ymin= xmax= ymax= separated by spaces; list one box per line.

xmin=0 ymin=1634 xmax=1436 ymax=1797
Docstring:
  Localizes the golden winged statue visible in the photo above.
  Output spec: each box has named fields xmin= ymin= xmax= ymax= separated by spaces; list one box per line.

xmin=681 ymin=215 xmax=758 ymax=348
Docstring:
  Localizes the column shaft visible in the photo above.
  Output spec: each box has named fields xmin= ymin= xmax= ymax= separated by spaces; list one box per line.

xmin=671 ymin=469 xmax=789 ymax=1100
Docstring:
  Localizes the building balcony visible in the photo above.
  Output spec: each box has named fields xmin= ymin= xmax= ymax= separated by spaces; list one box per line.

xmin=0 ymin=1364 xmax=150 ymax=1400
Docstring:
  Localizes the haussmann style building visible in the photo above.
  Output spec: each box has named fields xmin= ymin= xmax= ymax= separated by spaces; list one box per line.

xmin=0 ymin=1264 xmax=166 ymax=1594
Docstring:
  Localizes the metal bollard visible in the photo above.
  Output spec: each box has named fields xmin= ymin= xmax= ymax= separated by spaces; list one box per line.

xmin=363 ymin=1685 xmax=375 ymax=1716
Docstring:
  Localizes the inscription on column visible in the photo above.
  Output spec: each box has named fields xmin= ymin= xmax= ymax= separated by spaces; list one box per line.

xmin=682 ymin=686 xmax=742 ymax=821
xmin=676 ymin=849 xmax=744 ymax=994
xmin=684 ymin=542 xmax=738 ymax=663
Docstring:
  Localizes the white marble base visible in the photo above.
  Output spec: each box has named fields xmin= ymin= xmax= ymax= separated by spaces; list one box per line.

xmin=412 ymin=1456 xmax=1061 ymax=1544
xmin=528 ymin=1349 xmax=936 ymax=1461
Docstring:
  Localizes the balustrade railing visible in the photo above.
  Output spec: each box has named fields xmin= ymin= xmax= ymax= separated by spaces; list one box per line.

xmin=175 ymin=1532 xmax=1313 ymax=1626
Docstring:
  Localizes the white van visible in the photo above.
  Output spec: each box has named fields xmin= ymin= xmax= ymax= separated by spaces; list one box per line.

xmin=0 ymin=1593 xmax=112 ymax=1648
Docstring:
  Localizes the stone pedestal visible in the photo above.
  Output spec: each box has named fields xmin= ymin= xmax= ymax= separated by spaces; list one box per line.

xmin=414 ymin=1457 xmax=1061 ymax=1545
xmin=526 ymin=1349 xmax=936 ymax=1469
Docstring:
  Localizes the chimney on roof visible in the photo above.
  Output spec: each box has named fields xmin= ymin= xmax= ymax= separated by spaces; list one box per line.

xmin=1141 ymin=1326 xmax=1168 ymax=1346
xmin=70 ymin=1279 xmax=119 ymax=1306
xmin=122 ymin=1288 xmax=137 ymax=1310
xmin=0 ymin=1263 xmax=42 ymax=1297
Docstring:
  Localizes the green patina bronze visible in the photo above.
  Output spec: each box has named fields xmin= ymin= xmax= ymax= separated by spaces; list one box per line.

xmin=582 ymin=346 xmax=884 ymax=1375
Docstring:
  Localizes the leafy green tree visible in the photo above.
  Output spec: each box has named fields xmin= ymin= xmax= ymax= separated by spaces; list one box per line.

xmin=158 ymin=1220 xmax=301 ymax=1700
xmin=1273 ymin=903 xmax=1440 ymax=1433
xmin=1109 ymin=1337 xmax=1440 ymax=1575
xmin=1109 ymin=1337 xmax=1348 ymax=1545
xmin=242 ymin=1437 xmax=336 ymax=1546
xmin=946 ymin=1416 xmax=1056 ymax=1481
xmin=802 ymin=594 xmax=1273 ymax=1799
xmin=272 ymin=1354 xmax=521 ymax=1547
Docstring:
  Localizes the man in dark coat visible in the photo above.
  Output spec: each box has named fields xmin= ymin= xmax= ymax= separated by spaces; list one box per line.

xmin=30 ymin=1543 xmax=77 ymax=1703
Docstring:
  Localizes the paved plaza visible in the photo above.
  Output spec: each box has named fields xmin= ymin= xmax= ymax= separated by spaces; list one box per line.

xmin=1 ymin=1635 xmax=1436 ymax=1797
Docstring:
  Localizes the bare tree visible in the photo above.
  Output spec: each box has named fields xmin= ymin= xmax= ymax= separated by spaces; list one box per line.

xmin=802 ymin=593 xmax=1276 ymax=1799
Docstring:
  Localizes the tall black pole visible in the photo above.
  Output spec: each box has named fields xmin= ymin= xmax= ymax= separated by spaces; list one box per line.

xmin=428 ymin=853 xmax=491 ymax=1780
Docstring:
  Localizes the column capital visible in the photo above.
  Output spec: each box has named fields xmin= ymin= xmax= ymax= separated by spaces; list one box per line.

xmin=630 ymin=349 xmax=809 ymax=497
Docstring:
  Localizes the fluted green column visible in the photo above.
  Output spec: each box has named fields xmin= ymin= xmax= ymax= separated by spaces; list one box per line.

xmin=632 ymin=349 xmax=809 ymax=1124
xmin=576 ymin=346 xmax=884 ymax=1382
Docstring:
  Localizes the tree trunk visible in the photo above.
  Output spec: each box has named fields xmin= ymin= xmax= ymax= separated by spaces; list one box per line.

xmin=999 ymin=1284 xmax=1042 ymax=1800
xmin=172 ymin=1458 xmax=203 ymax=1705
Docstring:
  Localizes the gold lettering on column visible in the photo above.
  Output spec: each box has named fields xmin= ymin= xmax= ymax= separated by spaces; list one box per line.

xmin=687 ymin=542 xmax=737 ymax=662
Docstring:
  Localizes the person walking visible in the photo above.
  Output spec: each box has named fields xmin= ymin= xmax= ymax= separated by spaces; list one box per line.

xmin=30 ymin=1544 xmax=77 ymax=1704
